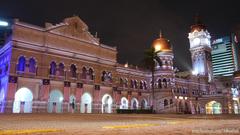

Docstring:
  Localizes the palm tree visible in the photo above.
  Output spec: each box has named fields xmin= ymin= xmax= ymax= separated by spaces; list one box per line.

xmin=142 ymin=47 xmax=162 ymax=113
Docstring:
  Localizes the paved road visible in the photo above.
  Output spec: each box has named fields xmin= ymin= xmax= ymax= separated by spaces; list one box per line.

xmin=0 ymin=114 xmax=240 ymax=135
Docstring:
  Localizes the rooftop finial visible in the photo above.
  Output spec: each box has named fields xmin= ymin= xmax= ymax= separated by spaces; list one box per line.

xmin=159 ymin=30 xmax=163 ymax=38
xmin=95 ymin=32 xmax=98 ymax=38
xmin=194 ymin=13 xmax=202 ymax=24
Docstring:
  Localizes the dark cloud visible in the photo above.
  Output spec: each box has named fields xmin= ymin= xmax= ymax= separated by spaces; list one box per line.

xmin=1 ymin=0 xmax=239 ymax=71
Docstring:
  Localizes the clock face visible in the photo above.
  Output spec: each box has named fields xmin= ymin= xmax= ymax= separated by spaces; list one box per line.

xmin=193 ymin=38 xmax=200 ymax=46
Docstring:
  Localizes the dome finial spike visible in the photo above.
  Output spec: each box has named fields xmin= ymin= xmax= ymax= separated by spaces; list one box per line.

xmin=194 ymin=13 xmax=202 ymax=24
xmin=95 ymin=32 xmax=98 ymax=38
xmin=159 ymin=30 xmax=163 ymax=38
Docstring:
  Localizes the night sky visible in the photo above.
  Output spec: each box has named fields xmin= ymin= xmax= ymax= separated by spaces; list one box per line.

xmin=1 ymin=0 xmax=240 ymax=71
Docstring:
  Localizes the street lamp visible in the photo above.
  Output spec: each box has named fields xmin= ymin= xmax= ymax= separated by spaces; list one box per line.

xmin=0 ymin=20 xmax=8 ymax=27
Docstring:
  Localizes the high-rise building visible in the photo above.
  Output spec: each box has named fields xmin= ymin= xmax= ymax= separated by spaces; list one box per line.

xmin=233 ymin=25 xmax=240 ymax=70
xmin=211 ymin=35 xmax=240 ymax=77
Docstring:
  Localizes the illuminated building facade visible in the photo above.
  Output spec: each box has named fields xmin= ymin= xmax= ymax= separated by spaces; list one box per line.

xmin=0 ymin=16 xmax=238 ymax=114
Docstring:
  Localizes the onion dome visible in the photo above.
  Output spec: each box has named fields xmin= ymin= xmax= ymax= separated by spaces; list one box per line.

xmin=152 ymin=32 xmax=171 ymax=52
xmin=190 ymin=14 xmax=206 ymax=32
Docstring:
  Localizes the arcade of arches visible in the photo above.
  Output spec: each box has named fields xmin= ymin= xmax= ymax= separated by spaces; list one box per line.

xmin=13 ymin=87 xmax=33 ymax=113
xmin=10 ymin=86 xmax=150 ymax=114
xmin=10 ymin=87 xmax=230 ymax=115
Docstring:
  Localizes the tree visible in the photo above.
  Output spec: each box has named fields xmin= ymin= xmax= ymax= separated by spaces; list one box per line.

xmin=142 ymin=47 xmax=162 ymax=113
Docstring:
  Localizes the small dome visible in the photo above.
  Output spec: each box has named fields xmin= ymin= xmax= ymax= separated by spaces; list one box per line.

xmin=152 ymin=32 xmax=171 ymax=52
xmin=191 ymin=24 xmax=206 ymax=32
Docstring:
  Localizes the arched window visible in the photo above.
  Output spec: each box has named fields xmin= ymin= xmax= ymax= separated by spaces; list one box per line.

xmin=164 ymin=99 xmax=168 ymax=107
xmin=108 ymin=72 xmax=112 ymax=82
xmin=29 ymin=58 xmax=36 ymax=73
xmin=70 ymin=64 xmax=77 ymax=78
xmin=88 ymin=68 xmax=94 ymax=80
xmin=163 ymin=78 xmax=167 ymax=88
xmin=82 ymin=67 xmax=87 ymax=79
xmin=17 ymin=56 xmax=26 ymax=72
xmin=140 ymin=81 xmax=143 ymax=89
xmin=183 ymin=88 xmax=186 ymax=94
xmin=58 ymin=63 xmax=64 ymax=76
xmin=158 ymin=79 xmax=162 ymax=89
xmin=168 ymin=79 xmax=171 ymax=85
xmin=143 ymin=81 xmax=147 ymax=90
xmin=124 ymin=78 xmax=128 ymax=87
xmin=102 ymin=71 xmax=107 ymax=82
xmin=130 ymin=80 xmax=134 ymax=88
xmin=165 ymin=61 xmax=168 ymax=66
xmin=50 ymin=61 xmax=57 ymax=75
xmin=120 ymin=78 xmax=124 ymax=86
xmin=134 ymin=80 xmax=138 ymax=89
xmin=150 ymin=80 xmax=153 ymax=88
xmin=177 ymin=88 xmax=179 ymax=93
xmin=170 ymin=99 xmax=173 ymax=104
xmin=179 ymin=88 xmax=182 ymax=94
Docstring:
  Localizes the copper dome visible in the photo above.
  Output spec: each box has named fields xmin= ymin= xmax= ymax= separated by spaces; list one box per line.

xmin=152 ymin=33 xmax=171 ymax=52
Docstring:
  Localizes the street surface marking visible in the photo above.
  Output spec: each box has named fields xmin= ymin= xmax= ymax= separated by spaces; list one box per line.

xmin=0 ymin=129 xmax=63 ymax=135
xmin=103 ymin=124 xmax=160 ymax=129
xmin=103 ymin=121 xmax=182 ymax=129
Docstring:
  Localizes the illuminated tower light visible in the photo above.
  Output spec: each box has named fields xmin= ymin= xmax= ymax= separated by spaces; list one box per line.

xmin=0 ymin=20 xmax=8 ymax=27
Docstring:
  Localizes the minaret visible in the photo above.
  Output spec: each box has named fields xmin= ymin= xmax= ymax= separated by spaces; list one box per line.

xmin=152 ymin=32 xmax=174 ymax=70
xmin=188 ymin=15 xmax=213 ymax=81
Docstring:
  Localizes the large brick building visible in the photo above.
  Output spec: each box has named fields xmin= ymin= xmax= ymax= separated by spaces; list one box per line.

xmin=0 ymin=16 xmax=239 ymax=114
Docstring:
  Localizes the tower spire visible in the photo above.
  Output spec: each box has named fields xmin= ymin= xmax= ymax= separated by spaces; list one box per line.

xmin=194 ymin=13 xmax=202 ymax=24
xmin=159 ymin=30 xmax=163 ymax=38
xmin=95 ymin=32 xmax=98 ymax=38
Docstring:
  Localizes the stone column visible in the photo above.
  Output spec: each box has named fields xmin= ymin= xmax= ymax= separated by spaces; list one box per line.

xmin=189 ymin=100 xmax=195 ymax=114
xmin=109 ymin=87 xmax=116 ymax=113
xmin=128 ymin=91 xmax=132 ymax=109
xmin=5 ymin=76 xmax=18 ymax=113
xmin=116 ymin=91 xmax=121 ymax=108
xmin=75 ymin=83 xmax=83 ymax=112
xmin=113 ymin=90 xmax=121 ymax=111
xmin=39 ymin=79 xmax=50 ymax=113
xmin=93 ymin=85 xmax=100 ymax=113
xmin=138 ymin=92 xmax=142 ymax=109
xmin=63 ymin=81 xmax=71 ymax=113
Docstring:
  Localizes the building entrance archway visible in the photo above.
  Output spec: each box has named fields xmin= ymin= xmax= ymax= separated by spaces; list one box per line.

xmin=13 ymin=87 xmax=33 ymax=113
xmin=81 ymin=93 xmax=92 ymax=113
xmin=131 ymin=98 xmax=139 ymax=109
xmin=48 ymin=90 xmax=64 ymax=113
xmin=120 ymin=97 xmax=128 ymax=109
xmin=69 ymin=95 xmax=76 ymax=113
xmin=205 ymin=101 xmax=222 ymax=114
xmin=101 ymin=94 xmax=113 ymax=113
xmin=141 ymin=99 xmax=147 ymax=109
xmin=233 ymin=100 xmax=239 ymax=114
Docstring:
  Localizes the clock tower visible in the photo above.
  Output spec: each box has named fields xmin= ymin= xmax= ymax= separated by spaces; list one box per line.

xmin=188 ymin=16 xmax=213 ymax=81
